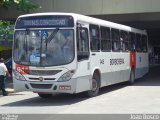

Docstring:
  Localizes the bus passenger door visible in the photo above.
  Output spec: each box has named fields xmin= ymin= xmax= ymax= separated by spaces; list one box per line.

xmin=76 ymin=23 xmax=91 ymax=93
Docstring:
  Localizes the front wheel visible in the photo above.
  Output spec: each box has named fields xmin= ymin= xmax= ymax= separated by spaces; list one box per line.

xmin=38 ymin=93 xmax=52 ymax=98
xmin=86 ymin=73 xmax=100 ymax=97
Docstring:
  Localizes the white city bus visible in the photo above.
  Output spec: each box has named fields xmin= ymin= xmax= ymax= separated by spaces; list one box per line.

xmin=13 ymin=13 xmax=149 ymax=98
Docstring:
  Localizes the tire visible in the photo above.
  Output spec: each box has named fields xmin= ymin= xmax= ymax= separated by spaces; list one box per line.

xmin=86 ymin=73 xmax=100 ymax=97
xmin=38 ymin=93 xmax=52 ymax=98
xmin=129 ymin=68 xmax=135 ymax=85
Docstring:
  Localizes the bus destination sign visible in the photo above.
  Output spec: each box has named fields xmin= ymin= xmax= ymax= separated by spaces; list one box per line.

xmin=15 ymin=15 xmax=74 ymax=29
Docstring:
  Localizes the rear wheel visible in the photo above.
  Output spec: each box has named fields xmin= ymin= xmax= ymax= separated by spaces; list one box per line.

xmin=129 ymin=68 xmax=135 ymax=85
xmin=86 ymin=73 xmax=100 ymax=97
xmin=38 ymin=93 xmax=52 ymax=98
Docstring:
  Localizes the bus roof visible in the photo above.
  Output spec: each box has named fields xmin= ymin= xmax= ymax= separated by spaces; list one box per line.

xmin=17 ymin=12 xmax=147 ymax=35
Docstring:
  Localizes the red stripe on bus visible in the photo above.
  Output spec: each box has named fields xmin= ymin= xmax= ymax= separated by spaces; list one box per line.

xmin=130 ymin=51 xmax=136 ymax=69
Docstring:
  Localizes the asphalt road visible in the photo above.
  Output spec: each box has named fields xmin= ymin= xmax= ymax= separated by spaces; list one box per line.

xmin=0 ymin=65 xmax=160 ymax=114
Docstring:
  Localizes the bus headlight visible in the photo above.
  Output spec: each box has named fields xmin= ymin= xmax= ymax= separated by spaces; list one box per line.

xmin=13 ymin=70 xmax=26 ymax=81
xmin=58 ymin=70 xmax=75 ymax=82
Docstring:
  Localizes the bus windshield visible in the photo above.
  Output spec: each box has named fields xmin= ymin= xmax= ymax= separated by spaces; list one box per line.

xmin=13 ymin=29 xmax=74 ymax=66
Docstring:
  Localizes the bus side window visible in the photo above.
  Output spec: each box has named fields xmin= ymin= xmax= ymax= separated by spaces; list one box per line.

xmin=89 ymin=24 xmax=100 ymax=51
xmin=77 ymin=27 xmax=89 ymax=61
xmin=129 ymin=32 xmax=136 ymax=51
xmin=111 ymin=28 xmax=120 ymax=51
xmin=100 ymin=26 xmax=111 ymax=51
xmin=120 ymin=30 xmax=129 ymax=52
xmin=136 ymin=34 xmax=142 ymax=52
xmin=142 ymin=35 xmax=148 ymax=52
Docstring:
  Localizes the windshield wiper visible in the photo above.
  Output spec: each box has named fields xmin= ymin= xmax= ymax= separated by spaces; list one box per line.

xmin=47 ymin=28 xmax=59 ymax=43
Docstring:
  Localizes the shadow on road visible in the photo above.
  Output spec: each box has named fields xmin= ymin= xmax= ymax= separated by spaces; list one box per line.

xmin=2 ymin=84 xmax=127 ymax=107
xmin=2 ymin=93 xmax=88 ymax=107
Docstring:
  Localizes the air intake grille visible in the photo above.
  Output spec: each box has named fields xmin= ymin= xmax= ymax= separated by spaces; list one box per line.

xmin=30 ymin=83 xmax=52 ymax=89
xmin=29 ymin=77 xmax=55 ymax=81
xmin=29 ymin=70 xmax=61 ymax=76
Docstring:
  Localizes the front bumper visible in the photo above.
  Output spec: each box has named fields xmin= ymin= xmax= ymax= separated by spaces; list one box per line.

xmin=13 ymin=78 xmax=77 ymax=94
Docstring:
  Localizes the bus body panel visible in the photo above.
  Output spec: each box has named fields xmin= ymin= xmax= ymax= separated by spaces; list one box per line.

xmin=74 ymin=60 xmax=91 ymax=93
xmin=99 ymin=52 xmax=113 ymax=87
xmin=13 ymin=79 xmax=29 ymax=92
xmin=135 ymin=52 xmax=149 ymax=79
xmin=110 ymin=52 xmax=130 ymax=85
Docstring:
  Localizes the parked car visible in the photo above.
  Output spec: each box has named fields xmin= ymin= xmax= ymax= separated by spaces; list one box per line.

xmin=4 ymin=57 xmax=12 ymax=74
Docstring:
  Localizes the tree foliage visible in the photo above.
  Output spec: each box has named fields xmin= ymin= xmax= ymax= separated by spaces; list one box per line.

xmin=0 ymin=0 xmax=40 ymax=12
xmin=0 ymin=20 xmax=14 ymax=34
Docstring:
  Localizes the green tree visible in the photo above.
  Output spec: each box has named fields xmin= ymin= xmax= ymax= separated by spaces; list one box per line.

xmin=0 ymin=0 xmax=40 ymax=12
xmin=0 ymin=20 xmax=13 ymax=35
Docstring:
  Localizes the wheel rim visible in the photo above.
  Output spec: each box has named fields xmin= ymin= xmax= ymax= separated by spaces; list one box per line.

xmin=92 ymin=78 xmax=98 ymax=91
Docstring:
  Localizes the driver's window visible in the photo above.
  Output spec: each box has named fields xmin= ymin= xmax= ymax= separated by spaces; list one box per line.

xmin=77 ymin=27 xmax=89 ymax=61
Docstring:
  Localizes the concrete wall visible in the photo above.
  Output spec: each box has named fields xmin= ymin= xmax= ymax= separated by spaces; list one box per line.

xmin=1 ymin=0 xmax=160 ymax=19
xmin=31 ymin=0 xmax=160 ymax=15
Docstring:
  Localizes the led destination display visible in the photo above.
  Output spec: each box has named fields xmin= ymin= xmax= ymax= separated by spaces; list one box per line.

xmin=15 ymin=15 xmax=74 ymax=29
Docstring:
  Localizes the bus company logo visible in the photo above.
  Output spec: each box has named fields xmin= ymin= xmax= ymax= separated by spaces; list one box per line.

xmin=1 ymin=114 xmax=18 ymax=120
xmin=110 ymin=58 xmax=125 ymax=66
xmin=39 ymin=77 xmax=44 ymax=81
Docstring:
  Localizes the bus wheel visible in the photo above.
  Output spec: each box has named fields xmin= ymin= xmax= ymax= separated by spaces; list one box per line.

xmin=129 ymin=68 xmax=135 ymax=85
xmin=86 ymin=73 xmax=100 ymax=97
xmin=38 ymin=93 xmax=52 ymax=98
